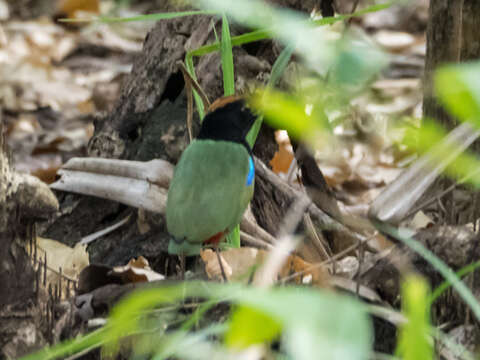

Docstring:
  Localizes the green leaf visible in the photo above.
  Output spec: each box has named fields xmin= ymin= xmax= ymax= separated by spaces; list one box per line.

xmin=395 ymin=275 xmax=433 ymax=360
xmin=221 ymin=14 xmax=235 ymax=96
xmin=226 ymin=305 xmax=282 ymax=348
xmin=435 ymin=62 xmax=480 ymax=126
xmin=188 ymin=1 xmax=392 ymax=58
xmin=331 ymin=35 xmax=387 ymax=88
xmin=245 ymin=44 xmax=295 ymax=148
xmin=23 ymin=282 xmax=372 ymax=360
xmin=196 ymin=0 xmax=389 ymax=74
xmin=248 ymin=89 xmax=327 ymax=144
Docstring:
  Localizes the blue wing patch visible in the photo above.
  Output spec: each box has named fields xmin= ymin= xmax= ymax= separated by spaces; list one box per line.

xmin=246 ymin=156 xmax=255 ymax=186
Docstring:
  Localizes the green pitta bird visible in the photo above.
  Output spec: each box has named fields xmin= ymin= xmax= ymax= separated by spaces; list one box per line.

xmin=166 ymin=96 xmax=256 ymax=256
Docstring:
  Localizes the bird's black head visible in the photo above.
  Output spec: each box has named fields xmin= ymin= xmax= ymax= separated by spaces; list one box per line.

xmin=197 ymin=97 xmax=257 ymax=151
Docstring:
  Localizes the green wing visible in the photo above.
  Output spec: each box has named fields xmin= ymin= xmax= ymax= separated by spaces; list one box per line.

xmin=166 ymin=140 xmax=254 ymax=254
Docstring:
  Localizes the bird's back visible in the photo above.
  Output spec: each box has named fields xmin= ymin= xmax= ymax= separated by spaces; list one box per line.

xmin=166 ymin=139 xmax=254 ymax=249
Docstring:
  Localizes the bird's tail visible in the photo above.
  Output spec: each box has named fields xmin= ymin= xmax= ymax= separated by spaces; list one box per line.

xmin=168 ymin=236 xmax=202 ymax=256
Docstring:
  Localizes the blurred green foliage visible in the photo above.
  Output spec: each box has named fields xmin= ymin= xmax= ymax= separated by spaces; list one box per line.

xmin=396 ymin=276 xmax=433 ymax=360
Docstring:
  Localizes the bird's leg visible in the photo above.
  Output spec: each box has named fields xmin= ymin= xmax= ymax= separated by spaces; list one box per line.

xmin=214 ymin=246 xmax=228 ymax=282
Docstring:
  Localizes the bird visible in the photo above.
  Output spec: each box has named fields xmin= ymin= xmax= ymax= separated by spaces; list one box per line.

xmin=166 ymin=96 xmax=257 ymax=258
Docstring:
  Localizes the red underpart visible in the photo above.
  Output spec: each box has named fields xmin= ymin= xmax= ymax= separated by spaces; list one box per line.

xmin=204 ymin=231 xmax=226 ymax=245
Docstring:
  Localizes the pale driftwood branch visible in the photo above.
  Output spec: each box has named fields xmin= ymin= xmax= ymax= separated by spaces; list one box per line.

xmin=61 ymin=158 xmax=174 ymax=188
xmin=368 ymin=122 xmax=480 ymax=224
xmin=51 ymin=160 xmax=169 ymax=214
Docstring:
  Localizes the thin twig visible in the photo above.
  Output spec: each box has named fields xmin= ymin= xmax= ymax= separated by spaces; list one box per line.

xmin=279 ymin=232 xmax=377 ymax=283
xmin=254 ymin=195 xmax=311 ymax=287
xmin=355 ymin=237 xmax=365 ymax=296
xmin=347 ymin=0 xmax=360 ymax=25
xmin=80 ymin=215 xmax=131 ymax=244
xmin=215 ymin=247 xmax=228 ymax=282
xmin=303 ymin=213 xmax=332 ymax=261
xmin=240 ymin=231 xmax=274 ymax=250
xmin=177 ymin=61 xmax=211 ymax=111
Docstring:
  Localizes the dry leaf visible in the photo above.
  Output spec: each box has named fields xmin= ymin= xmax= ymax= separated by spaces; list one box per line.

xmin=36 ymin=237 xmax=89 ymax=298
xmin=279 ymin=254 xmax=330 ymax=287
xmin=201 ymin=249 xmax=234 ymax=281
xmin=57 ymin=0 xmax=100 ymax=18
xmin=112 ymin=256 xmax=165 ymax=283
xmin=334 ymin=256 xmax=359 ymax=279
xmin=201 ymin=248 xmax=329 ymax=287
xmin=37 ymin=237 xmax=89 ymax=280
xmin=270 ymin=130 xmax=294 ymax=175
xmin=407 ymin=211 xmax=434 ymax=230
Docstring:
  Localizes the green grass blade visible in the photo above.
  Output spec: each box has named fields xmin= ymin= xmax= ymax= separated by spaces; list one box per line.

xmin=185 ymin=54 xmax=205 ymax=120
xmin=312 ymin=2 xmax=392 ymax=26
xmin=246 ymin=44 xmax=295 ymax=147
xmin=196 ymin=0 xmax=390 ymax=72
xmin=374 ymin=222 xmax=480 ymax=322
xmin=220 ymin=14 xmax=237 ymax=247
xmin=189 ymin=29 xmax=270 ymax=58
xmin=226 ymin=225 xmax=241 ymax=248
xmin=19 ymin=327 xmax=109 ymax=360
xmin=429 ymin=260 xmax=480 ymax=305
xmin=245 ymin=115 xmax=263 ymax=149
xmin=59 ymin=10 xmax=217 ymax=23
xmin=369 ymin=305 xmax=476 ymax=360
xmin=187 ymin=2 xmax=391 ymax=58
xmin=212 ymin=19 xmax=219 ymax=42
xmin=221 ymin=14 xmax=235 ymax=96
xmin=180 ymin=300 xmax=217 ymax=331
xmin=268 ymin=44 xmax=295 ymax=88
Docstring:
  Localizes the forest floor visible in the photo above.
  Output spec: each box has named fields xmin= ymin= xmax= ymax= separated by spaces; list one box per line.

xmin=8 ymin=0 xmax=478 ymax=359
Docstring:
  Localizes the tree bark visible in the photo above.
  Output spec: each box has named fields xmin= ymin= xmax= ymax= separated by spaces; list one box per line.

xmin=423 ymin=0 xmax=463 ymax=129
xmin=424 ymin=0 xmax=480 ymax=127
xmin=422 ymin=0 xmax=480 ymax=224
xmin=0 ymin=130 xmax=59 ymax=358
